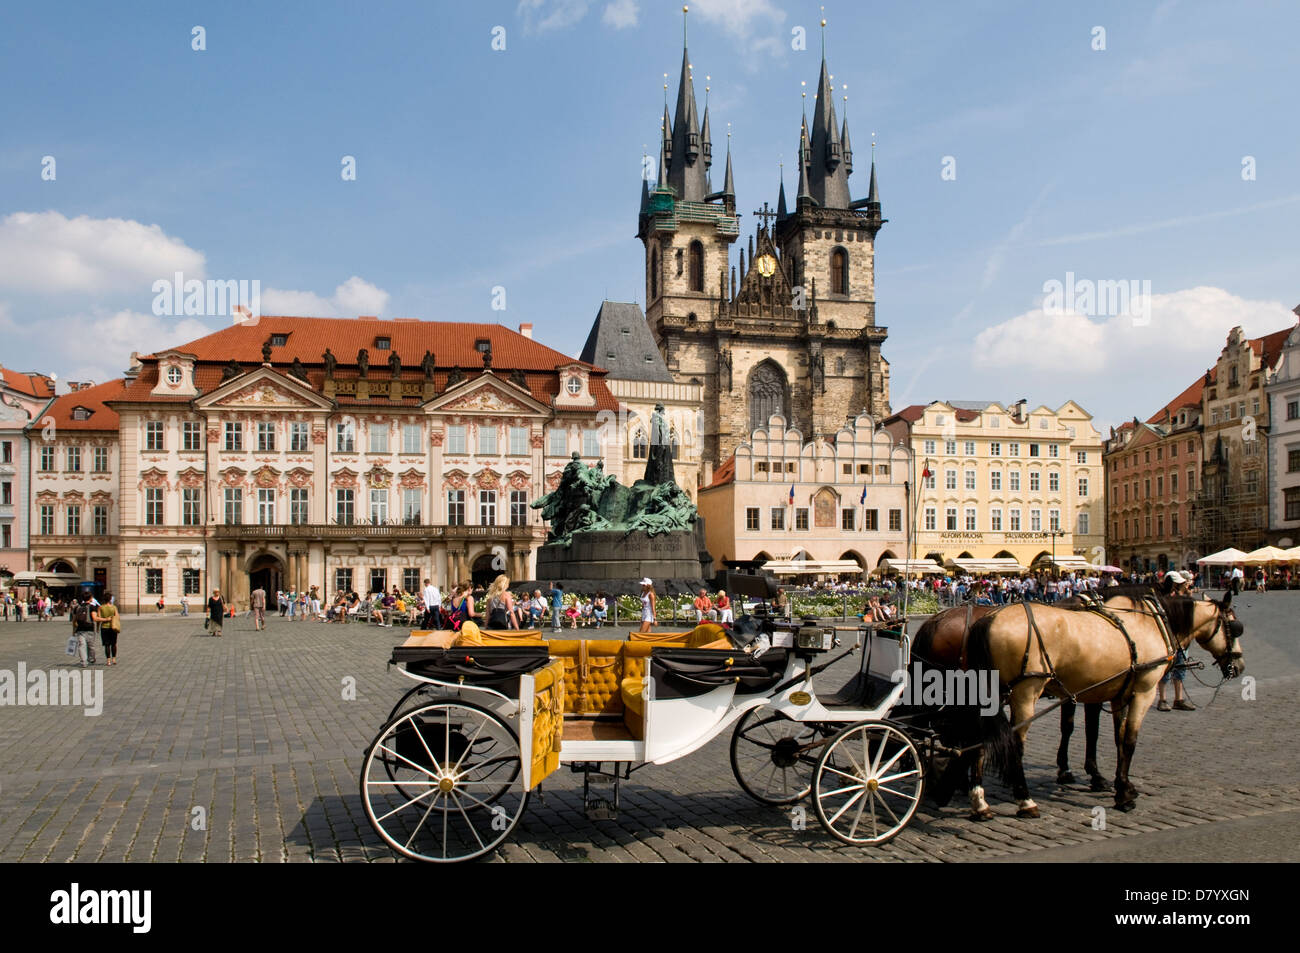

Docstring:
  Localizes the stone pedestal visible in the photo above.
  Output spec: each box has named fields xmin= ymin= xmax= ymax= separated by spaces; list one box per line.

xmin=531 ymin=528 xmax=710 ymax=595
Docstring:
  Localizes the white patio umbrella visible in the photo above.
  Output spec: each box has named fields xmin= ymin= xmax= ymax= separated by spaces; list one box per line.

xmin=1242 ymin=545 xmax=1291 ymax=564
xmin=1196 ymin=547 xmax=1249 ymax=565
xmin=1283 ymin=546 xmax=1300 ymax=562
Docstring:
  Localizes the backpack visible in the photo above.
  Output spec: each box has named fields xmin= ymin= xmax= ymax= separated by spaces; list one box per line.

xmin=73 ymin=604 xmax=93 ymax=631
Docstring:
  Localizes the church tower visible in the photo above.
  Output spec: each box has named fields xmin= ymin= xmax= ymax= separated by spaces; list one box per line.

xmin=642 ymin=16 xmax=890 ymax=471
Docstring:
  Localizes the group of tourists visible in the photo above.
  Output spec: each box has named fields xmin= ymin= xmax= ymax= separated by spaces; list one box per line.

xmin=1 ymin=591 xmax=62 ymax=620
xmin=64 ymin=592 xmax=122 ymax=667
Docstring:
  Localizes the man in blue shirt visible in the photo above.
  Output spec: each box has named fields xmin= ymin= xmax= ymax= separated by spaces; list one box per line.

xmin=548 ymin=583 xmax=564 ymax=633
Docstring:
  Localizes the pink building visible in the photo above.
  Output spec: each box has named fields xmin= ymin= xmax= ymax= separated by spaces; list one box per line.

xmin=0 ymin=365 xmax=57 ymax=581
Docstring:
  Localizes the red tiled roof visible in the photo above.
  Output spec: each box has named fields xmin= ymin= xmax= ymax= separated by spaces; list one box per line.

xmin=39 ymin=379 xmax=126 ymax=431
xmin=703 ymin=455 xmax=735 ymax=490
xmin=141 ymin=316 xmax=600 ymax=373
xmin=1147 ymin=377 xmax=1204 ymax=425
xmin=884 ymin=403 xmax=979 ymax=425
xmin=1250 ymin=326 xmax=1294 ymax=367
xmin=0 ymin=366 xmax=56 ymax=399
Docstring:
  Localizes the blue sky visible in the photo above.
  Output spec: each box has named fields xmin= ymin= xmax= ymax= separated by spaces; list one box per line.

xmin=1 ymin=0 xmax=1297 ymax=431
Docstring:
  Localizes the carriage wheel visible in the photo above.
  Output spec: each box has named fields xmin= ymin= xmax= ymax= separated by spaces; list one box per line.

xmin=729 ymin=707 xmax=824 ymax=805
xmin=386 ymin=683 xmax=435 ymax=724
xmin=361 ymin=700 xmax=527 ymax=863
xmin=812 ymin=721 xmax=924 ymax=846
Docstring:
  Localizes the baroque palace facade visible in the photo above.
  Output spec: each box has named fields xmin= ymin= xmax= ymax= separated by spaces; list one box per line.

xmin=25 ymin=316 xmax=700 ymax=610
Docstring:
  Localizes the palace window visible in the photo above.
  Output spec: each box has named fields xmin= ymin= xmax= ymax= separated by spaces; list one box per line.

xmin=770 ymin=507 xmax=785 ymax=531
xmin=548 ymin=428 xmax=567 ymax=457
xmin=1029 ymin=471 xmax=1040 ymax=492
xmin=1286 ymin=488 xmax=1300 ymax=521
xmin=964 ymin=441 xmax=976 ymax=456
xmin=0 ymin=441 xmax=9 ymax=463
xmin=1288 ymin=399 xmax=1299 ymax=421
xmin=923 ymin=440 xmax=936 ymax=454
xmin=290 ymin=489 xmax=309 ymax=525
xmin=224 ymin=488 xmax=243 ymax=525
xmin=1048 ymin=471 xmax=1059 ymax=493
xmin=1077 ymin=476 xmax=1088 ymax=497
xmin=945 ymin=440 xmax=957 ymax=455
xmin=582 ymin=429 xmax=601 ymax=458
xmin=92 ymin=506 xmax=108 ymax=536
xmin=923 ymin=472 xmax=935 ymax=490
xmin=336 ymin=421 xmax=355 ymax=453
xmin=403 ymin=569 xmax=421 ymax=593
xmin=447 ymin=425 xmax=467 ymax=455
xmin=402 ymin=424 xmax=423 ymax=454
xmin=145 ymin=569 xmax=162 ymax=595
xmin=1289 ymin=448 xmax=1300 ymax=473
xmin=1078 ymin=512 xmax=1089 ymax=535
xmin=93 ymin=447 xmax=109 ymax=472
xmin=39 ymin=505 xmax=54 ymax=535
xmin=479 ymin=490 xmax=497 ymax=526
xmin=795 ymin=508 xmax=810 ymax=531
xmin=370 ymin=569 xmax=387 ymax=594
xmin=257 ymin=489 xmax=276 ymax=525
xmin=66 ymin=505 xmax=80 ymax=535
xmin=748 ymin=362 xmax=788 ymax=432
xmin=1030 ymin=509 xmax=1042 ymax=532
xmin=145 ymin=488 xmax=164 ymax=526
xmin=1049 ymin=509 xmax=1060 ymax=532
xmin=183 ymin=488 xmax=202 ymax=525
xmin=447 ymin=490 xmax=465 ymax=526
xmin=990 ymin=470 xmax=1002 ymax=492
xmin=1048 ymin=444 xmax=1059 ymax=458
xmin=1008 ymin=443 xmax=1020 ymax=457
xmin=510 ymin=490 xmax=528 ymax=526
xmin=258 ymin=422 xmax=276 ymax=452
xmin=476 ymin=425 xmax=496 ymax=456
xmin=1009 ymin=470 xmax=1020 ymax=492
xmin=945 ymin=469 xmax=957 ymax=490
xmin=184 ymin=421 xmax=203 ymax=451
xmin=39 ymin=446 xmax=54 ymax=471
xmin=509 ymin=427 xmax=528 ymax=456
xmin=183 ymin=569 xmax=202 ymax=595
xmin=225 ymin=422 xmax=243 ymax=452
xmin=67 ymin=446 xmax=81 ymax=471
xmin=924 ymin=507 xmax=936 ymax=531
xmin=889 ymin=509 xmax=901 ymax=532
xmin=990 ymin=508 xmax=1002 ymax=531
xmin=290 ymin=422 xmax=309 ymax=452
xmin=369 ymin=424 xmax=389 ymax=454
xmin=1010 ymin=509 xmax=1021 ymax=531
xmin=945 ymin=507 xmax=958 ymax=531
xmin=989 ymin=442 xmax=1001 ymax=456
xmin=1029 ymin=444 xmax=1040 ymax=457
xmin=145 ymin=421 xmax=165 ymax=451
xmin=965 ymin=470 xmax=976 ymax=491
xmin=369 ymin=489 xmax=389 ymax=524
xmin=746 ymin=508 xmax=760 ymax=531
xmin=633 ymin=430 xmax=648 ymax=459
xmin=335 ymin=488 xmax=354 ymax=525
xmin=965 ymin=508 xmax=977 ymax=531
xmin=1076 ymin=450 xmax=1087 ymax=464
xmin=335 ymin=569 xmax=353 ymax=594
xmin=397 ymin=488 xmax=419 ymax=525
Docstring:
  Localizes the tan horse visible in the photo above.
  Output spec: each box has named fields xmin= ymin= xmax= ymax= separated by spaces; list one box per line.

xmin=969 ymin=592 xmax=1244 ymax=815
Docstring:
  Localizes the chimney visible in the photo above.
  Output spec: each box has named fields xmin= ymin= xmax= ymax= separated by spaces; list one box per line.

xmin=519 ymin=323 xmax=533 ymax=339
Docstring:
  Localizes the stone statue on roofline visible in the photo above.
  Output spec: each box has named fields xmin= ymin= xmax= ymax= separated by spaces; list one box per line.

xmin=262 ymin=339 xmax=273 ymax=363
xmin=389 ymin=351 xmax=402 ymax=378
xmin=222 ymin=359 xmax=242 ymax=381
xmin=323 ymin=348 xmax=337 ymax=377
xmin=421 ymin=350 xmax=436 ymax=380
xmin=357 ymin=348 xmax=369 ymax=378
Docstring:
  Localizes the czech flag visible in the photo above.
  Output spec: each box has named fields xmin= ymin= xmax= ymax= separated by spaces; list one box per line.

xmin=859 ymin=485 xmax=867 ymax=505
xmin=788 ymin=484 xmax=795 ymax=505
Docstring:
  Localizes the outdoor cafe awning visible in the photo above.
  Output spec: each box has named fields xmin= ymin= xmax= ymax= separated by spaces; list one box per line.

xmin=11 ymin=571 xmax=86 ymax=586
xmin=878 ymin=559 xmax=946 ymax=575
xmin=759 ymin=560 xmax=864 ymax=575
xmin=1035 ymin=555 xmax=1098 ymax=572
xmin=1197 ymin=547 xmax=1249 ymax=565
xmin=945 ymin=557 xmax=1030 ymax=574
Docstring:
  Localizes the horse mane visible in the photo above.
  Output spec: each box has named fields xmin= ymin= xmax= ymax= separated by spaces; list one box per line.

xmin=1160 ymin=595 xmax=1196 ymax=635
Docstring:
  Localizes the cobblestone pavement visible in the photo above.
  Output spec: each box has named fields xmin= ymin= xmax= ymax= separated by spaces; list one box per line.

xmin=0 ymin=592 xmax=1296 ymax=863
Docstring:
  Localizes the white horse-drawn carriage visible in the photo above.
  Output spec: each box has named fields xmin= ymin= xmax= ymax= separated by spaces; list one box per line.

xmin=359 ymin=576 xmax=926 ymax=862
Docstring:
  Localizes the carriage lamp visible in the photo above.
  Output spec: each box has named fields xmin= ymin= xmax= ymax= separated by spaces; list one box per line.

xmin=795 ymin=626 xmax=836 ymax=651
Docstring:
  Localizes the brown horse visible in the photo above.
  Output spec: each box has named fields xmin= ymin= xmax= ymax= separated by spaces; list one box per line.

xmin=969 ymin=592 xmax=1244 ymax=814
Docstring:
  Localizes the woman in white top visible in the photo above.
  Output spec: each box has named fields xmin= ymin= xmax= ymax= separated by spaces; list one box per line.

xmin=638 ymin=578 xmax=656 ymax=633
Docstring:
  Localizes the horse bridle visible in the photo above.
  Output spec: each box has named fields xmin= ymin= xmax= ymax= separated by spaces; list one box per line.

xmin=1197 ymin=602 xmax=1244 ymax=680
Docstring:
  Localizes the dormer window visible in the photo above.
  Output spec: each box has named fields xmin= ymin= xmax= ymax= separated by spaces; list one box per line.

xmin=620 ymin=327 xmax=630 ymax=335
xmin=566 ymin=377 xmax=582 ymax=396
xmin=375 ymin=337 xmax=391 ymax=350
xmin=475 ymin=339 xmax=491 ymax=353
xmin=166 ymin=366 xmax=182 ymax=385
xmin=270 ymin=334 xmax=288 ymax=347
xmin=73 ymin=407 xmax=91 ymax=421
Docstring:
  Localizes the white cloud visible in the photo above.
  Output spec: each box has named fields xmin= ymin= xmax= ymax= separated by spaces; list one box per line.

xmin=0 ymin=307 xmax=213 ymax=385
xmin=689 ymin=0 xmax=785 ymax=56
xmin=602 ymin=0 xmax=638 ymax=30
xmin=0 ymin=211 xmax=205 ymax=296
xmin=260 ymin=276 xmax=390 ymax=318
xmin=972 ymin=287 xmax=1297 ymax=423
xmin=517 ymin=0 xmax=590 ymax=33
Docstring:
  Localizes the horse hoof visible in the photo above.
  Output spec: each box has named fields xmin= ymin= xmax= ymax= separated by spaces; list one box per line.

xmin=969 ymin=809 xmax=994 ymax=822
xmin=1016 ymin=806 xmax=1040 ymax=819
xmin=1057 ymin=771 xmax=1076 ymax=785
xmin=1090 ymin=777 xmax=1111 ymax=792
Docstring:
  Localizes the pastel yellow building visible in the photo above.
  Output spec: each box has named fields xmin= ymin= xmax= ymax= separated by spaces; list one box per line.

xmin=883 ymin=400 xmax=1104 ymax=572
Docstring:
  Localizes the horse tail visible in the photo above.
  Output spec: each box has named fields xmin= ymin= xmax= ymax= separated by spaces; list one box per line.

xmin=966 ymin=612 xmax=1018 ymax=785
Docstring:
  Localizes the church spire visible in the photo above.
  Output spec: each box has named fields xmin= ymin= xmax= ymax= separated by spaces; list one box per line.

xmin=776 ymin=164 xmax=788 ymax=219
xmin=806 ymin=18 xmax=851 ymax=208
xmin=841 ymin=91 xmax=853 ymax=175
xmin=667 ymin=23 xmax=708 ymax=201
xmin=722 ymin=136 xmax=735 ymax=201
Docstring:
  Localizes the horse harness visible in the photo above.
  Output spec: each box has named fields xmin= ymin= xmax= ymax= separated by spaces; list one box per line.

xmin=1007 ymin=595 xmax=1181 ymax=705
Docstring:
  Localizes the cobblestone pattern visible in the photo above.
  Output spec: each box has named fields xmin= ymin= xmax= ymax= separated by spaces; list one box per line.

xmin=0 ymin=594 xmax=1296 ymax=863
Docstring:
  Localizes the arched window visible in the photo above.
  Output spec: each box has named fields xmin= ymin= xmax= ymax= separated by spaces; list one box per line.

xmin=632 ymin=429 xmax=648 ymax=459
xmin=834 ymin=356 xmax=845 ymax=375
xmin=688 ymin=240 xmax=704 ymax=292
xmin=650 ymin=248 xmax=659 ymax=300
xmin=830 ymin=247 xmax=848 ymax=295
xmin=748 ymin=360 xmax=789 ymax=432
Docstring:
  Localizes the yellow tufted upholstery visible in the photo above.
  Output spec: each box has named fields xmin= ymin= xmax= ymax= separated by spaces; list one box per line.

xmin=629 ymin=624 xmax=731 ymax=648
xmin=454 ymin=623 xmax=546 ymax=646
xmin=529 ymin=658 xmax=565 ymax=787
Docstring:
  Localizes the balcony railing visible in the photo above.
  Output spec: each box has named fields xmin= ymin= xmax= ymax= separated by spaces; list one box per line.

xmin=211 ymin=522 xmax=536 ymax=540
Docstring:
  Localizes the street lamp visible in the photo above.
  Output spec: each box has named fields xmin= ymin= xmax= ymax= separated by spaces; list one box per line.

xmin=1046 ymin=530 xmax=1066 ymax=579
xmin=125 ymin=556 xmax=151 ymax=617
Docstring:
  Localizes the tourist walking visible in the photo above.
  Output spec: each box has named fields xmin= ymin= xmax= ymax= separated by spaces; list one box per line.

xmin=638 ymin=578 xmax=656 ymax=634
xmin=93 ymin=594 xmax=121 ymax=665
xmin=483 ymin=574 xmax=519 ymax=629
xmin=70 ymin=598 xmax=97 ymax=667
xmin=207 ymin=588 xmax=227 ymax=637
xmin=548 ymin=582 xmax=564 ymax=633
xmin=421 ymin=578 xmax=442 ymax=629
xmin=251 ymin=585 xmax=267 ymax=631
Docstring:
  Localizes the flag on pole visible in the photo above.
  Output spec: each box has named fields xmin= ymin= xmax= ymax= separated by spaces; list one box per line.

xmin=859 ymin=485 xmax=867 ymax=505
xmin=921 ymin=465 xmax=933 ymax=479
xmin=788 ymin=484 xmax=795 ymax=505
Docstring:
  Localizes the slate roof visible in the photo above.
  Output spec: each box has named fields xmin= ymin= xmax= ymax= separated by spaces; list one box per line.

xmin=578 ymin=301 xmax=673 ymax=383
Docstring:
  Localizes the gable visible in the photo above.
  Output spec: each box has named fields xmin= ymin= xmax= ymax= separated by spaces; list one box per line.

xmin=431 ymin=377 xmax=548 ymax=416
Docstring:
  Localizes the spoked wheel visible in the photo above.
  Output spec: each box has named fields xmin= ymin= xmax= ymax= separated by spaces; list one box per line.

xmin=386 ymin=683 xmax=437 ymax=723
xmin=730 ymin=707 xmax=826 ymax=805
xmin=813 ymin=721 xmax=924 ymax=846
xmin=361 ymin=700 xmax=527 ymax=863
